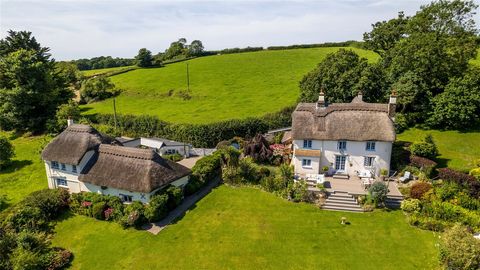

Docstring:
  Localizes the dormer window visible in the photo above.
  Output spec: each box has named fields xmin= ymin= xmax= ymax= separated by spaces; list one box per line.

xmin=61 ymin=163 xmax=66 ymax=171
xmin=337 ymin=141 xmax=347 ymax=151
xmin=366 ymin=141 xmax=376 ymax=151
xmin=51 ymin=161 xmax=59 ymax=169
xmin=72 ymin=165 xmax=77 ymax=173
xmin=303 ymin=140 xmax=312 ymax=149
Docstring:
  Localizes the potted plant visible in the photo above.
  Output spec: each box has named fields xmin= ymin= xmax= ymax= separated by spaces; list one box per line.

xmin=380 ymin=168 xmax=388 ymax=181
xmin=322 ymin=166 xmax=329 ymax=175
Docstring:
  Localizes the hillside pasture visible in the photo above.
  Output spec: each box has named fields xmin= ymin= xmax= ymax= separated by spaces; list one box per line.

xmin=81 ymin=47 xmax=379 ymax=124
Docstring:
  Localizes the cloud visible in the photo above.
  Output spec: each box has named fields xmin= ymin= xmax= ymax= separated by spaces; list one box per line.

xmin=1 ymin=0 xmax=476 ymax=60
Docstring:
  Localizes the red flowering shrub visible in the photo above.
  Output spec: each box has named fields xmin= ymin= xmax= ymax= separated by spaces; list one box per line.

xmin=81 ymin=201 xmax=92 ymax=207
xmin=410 ymin=182 xmax=433 ymax=199
xmin=104 ymin=207 xmax=114 ymax=220
xmin=410 ymin=155 xmax=437 ymax=168
xmin=438 ymin=168 xmax=480 ymax=199
xmin=47 ymin=248 xmax=72 ymax=270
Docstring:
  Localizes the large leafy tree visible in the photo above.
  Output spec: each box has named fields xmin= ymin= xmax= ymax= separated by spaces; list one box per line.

xmin=299 ymin=49 xmax=387 ymax=103
xmin=363 ymin=12 xmax=409 ymax=56
xmin=135 ymin=48 xmax=153 ymax=67
xmin=0 ymin=30 xmax=73 ymax=132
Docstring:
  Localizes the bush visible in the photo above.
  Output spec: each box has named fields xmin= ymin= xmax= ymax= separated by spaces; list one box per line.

xmin=163 ymin=153 xmax=183 ymax=162
xmin=410 ymin=135 xmax=438 ymax=159
xmin=436 ymin=181 xmax=461 ymax=201
xmin=469 ymin=168 xmax=480 ymax=180
xmin=238 ymin=157 xmax=259 ymax=184
xmin=439 ymin=224 xmax=480 ymax=270
xmin=92 ymin=202 xmax=107 ymax=220
xmin=120 ymin=201 xmax=145 ymax=228
xmin=46 ymin=248 xmax=73 ymax=270
xmin=368 ymin=181 xmax=388 ymax=206
xmin=0 ymin=136 xmax=15 ymax=170
xmin=260 ymin=176 xmax=277 ymax=192
xmin=410 ymin=182 xmax=432 ymax=199
xmin=80 ymin=76 xmax=119 ymax=104
xmin=222 ymin=166 xmax=242 ymax=185
xmin=284 ymin=181 xmax=309 ymax=202
xmin=144 ymin=194 xmax=168 ymax=222
xmin=0 ymin=194 xmax=7 ymax=211
xmin=410 ymin=155 xmax=437 ymax=174
xmin=401 ymin=198 xmax=421 ymax=213
xmin=438 ymin=168 xmax=480 ymax=198
xmin=165 ymin=186 xmax=183 ymax=210
xmin=408 ymin=214 xmax=448 ymax=231
xmin=258 ymin=167 xmax=271 ymax=178
xmin=184 ymin=175 xmax=203 ymax=196
xmin=22 ymin=189 xmax=69 ymax=220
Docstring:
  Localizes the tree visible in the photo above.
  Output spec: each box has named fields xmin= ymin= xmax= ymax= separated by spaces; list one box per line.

xmin=427 ymin=67 xmax=480 ymax=129
xmin=164 ymin=38 xmax=188 ymax=60
xmin=80 ymin=76 xmax=117 ymax=104
xmin=188 ymin=40 xmax=204 ymax=56
xmin=56 ymin=61 xmax=84 ymax=88
xmin=363 ymin=12 xmax=409 ymax=56
xmin=0 ymin=31 xmax=73 ymax=132
xmin=47 ymin=100 xmax=82 ymax=132
xmin=299 ymin=49 xmax=385 ymax=103
xmin=135 ymin=48 xmax=153 ymax=67
xmin=0 ymin=136 xmax=14 ymax=169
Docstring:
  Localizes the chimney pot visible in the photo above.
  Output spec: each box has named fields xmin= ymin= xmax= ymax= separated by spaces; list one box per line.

xmin=67 ymin=118 xmax=74 ymax=127
xmin=388 ymin=90 xmax=397 ymax=119
xmin=316 ymin=90 xmax=326 ymax=109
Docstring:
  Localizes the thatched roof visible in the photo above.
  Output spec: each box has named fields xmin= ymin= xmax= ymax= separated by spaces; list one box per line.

xmin=295 ymin=149 xmax=321 ymax=157
xmin=41 ymin=124 xmax=111 ymax=165
xmin=292 ymin=98 xmax=395 ymax=142
xmin=79 ymin=145 xmax=191 ymax=193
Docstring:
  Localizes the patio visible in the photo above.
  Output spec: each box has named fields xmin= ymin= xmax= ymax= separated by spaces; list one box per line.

xmin=323 ymin=175 xmax=403 ymax=197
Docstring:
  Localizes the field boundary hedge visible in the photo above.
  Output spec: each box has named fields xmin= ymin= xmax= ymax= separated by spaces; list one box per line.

xmin=88 ymin=106 xmax=294 ymax=148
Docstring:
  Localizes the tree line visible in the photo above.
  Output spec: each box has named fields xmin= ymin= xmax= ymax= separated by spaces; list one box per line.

xmin=299 ymin=0 xmax=480 ymax=130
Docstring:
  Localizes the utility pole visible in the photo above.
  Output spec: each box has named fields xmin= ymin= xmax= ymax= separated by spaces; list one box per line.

xmin=186 ymin=62 xmax=190 ymax=92
xmin=113 ymin=98 xmax=118 ymax=132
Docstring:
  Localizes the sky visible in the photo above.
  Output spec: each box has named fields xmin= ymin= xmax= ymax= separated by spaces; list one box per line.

xmin=1 ymin=0 xmax=478 ymax=60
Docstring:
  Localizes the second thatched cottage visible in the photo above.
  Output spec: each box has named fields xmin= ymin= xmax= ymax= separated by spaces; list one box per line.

xmin=41 ymin=124 xmax=191 ymax=203
xmin=291 ymin=91 xmax=397 ymax=178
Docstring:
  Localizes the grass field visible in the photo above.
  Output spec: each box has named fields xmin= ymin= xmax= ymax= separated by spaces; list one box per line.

xmin=397 ymin=128 xmax=480 ymax=172
xmin=53 ymin=186 xmax=439 ymax=270
xmin=81 ymin=47 xmax=379 ymax=124
xmin=81 ymin=66 xmax=136 ymax=77
xmin=0 ymin=133 xmax=49 ymax=211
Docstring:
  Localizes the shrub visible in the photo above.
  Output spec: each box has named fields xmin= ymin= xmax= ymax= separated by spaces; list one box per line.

xmin=165 ymin=186 xmax=183 ymax=210
xmin=436 ymin=181 xmax=461 ymax=201
xmin=21 ymin=189 xmax=70 ymax=220
xmin=456 ymin=192 xmax=480 ymax=211
xmin=238 ymin=157 xmax=259 ymax=184
xmin=368 ymin=181 xmax=388 ymax=206
xmin=408 ymin=214 xmax=448 ymax=231
xmin=144 ymin=194 xmax=168 ymax=222
xmin=163 ymin=153 xmax=183 ymax=162
xmin=469 ymin=168 xmax=480 ymax=180
xmin=438 ymin=168 xmax=477 ymax=185
xmin=222 ymin=166 xmax=242 ymax=185
xmin=92 ymin=202 xmax=106 ymax=220
xmin=410 ymin=142 xmax=438 ymax=159
xmin=0 ymin=194 xmax=7 ymax=211
xmin=0 ymin=136 xmax=15 ymax=170
xmin=401 ymin=198 xmax=421 ymax=213
xmin=3 ymin=206 xmax=47 ymax=233
xmin=284 ymin=181 xmax=309 ymax=202
xmin=258 ymin=167 xmax=271 ymax=178
xmin=80 ymin=76 xmax=119 ymax=104
xmin=121 ymin=201 xmax=145 ymax=227
xmin=184 ymin=175 xmax=203 ymax=196
xmin=260 ymin=176 xmax=277 ymax=192
xmin=192 ymin=151 xmax=223 ymax=182
xmin=439 ymin=224 xmax=480 ymax=270
xmin=410 ymin=182 xmax=432 ymax=199
xmin=46 ymin=248 xmax=73 ymax=270
xmin=409 ymin=155 xmax=437 ymax=176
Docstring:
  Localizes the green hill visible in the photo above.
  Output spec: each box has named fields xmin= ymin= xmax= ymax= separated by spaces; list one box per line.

xmin=81 ymin=47 xmax=379 ymax=124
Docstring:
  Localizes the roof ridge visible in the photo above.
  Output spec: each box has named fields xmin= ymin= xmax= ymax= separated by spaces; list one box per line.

xmin=98 ymin=144 xmax=156 ymax=160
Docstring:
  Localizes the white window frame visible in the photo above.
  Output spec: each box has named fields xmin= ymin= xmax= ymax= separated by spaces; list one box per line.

xmin=364 ymin=156 xmax=375 ymax=167
xmin=60 ymin=163 xmax=66 ymax=171
xmin=72 ymin=165 xmax=77 ymax=173
xmin=303 ymin=140 xmax=312 ymax=149
xmin=51 ymin=161 xmax=59 ymax=169
xmin=166 ymin=149 xmax=178 ymax=155
xmin=56 ymin=178 xmax=68 ymax=187
xmin=337 ymin=141 xmax=347 ymax=151
xmin=119 ymin=194 xmax=133 ymax=203
xmin=366 ymin=141 xmax=376 ymax=151
xmin=302 ymin=159 xmax=312 ymax=168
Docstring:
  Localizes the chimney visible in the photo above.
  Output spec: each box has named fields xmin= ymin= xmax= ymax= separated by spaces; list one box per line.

xmin=316 ymin=90 xmax=326 ymax=109
xmin=357 ymin=91 xmax=363 ymax=102
xmin=388 ymin=90 xmax=397 ymax=119
xmin=67 ymin=117 xmax=74 ymax=127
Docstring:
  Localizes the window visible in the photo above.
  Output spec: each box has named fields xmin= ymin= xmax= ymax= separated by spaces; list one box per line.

xmin=51 ymin=161 xmax=59 ymax=169
xmin=303 ymin=140 xmax=312 ymax=149
xmin=366 ymin=141 xmax=376 ymax=151
xmin=119 ymin=194 xmax=133 ymax=203
xmin=364 ymin=156 xmax=375 ymax=167
xmin=337 ymin=141 xmax=347 ymax=151
xmin=166 ymin=149 xmax=178 ymax=155
xmin=302 ymin=159 xmax=312 ymax=168
xmin=72 ymin=165 xmax=77 ymax=173
xmin=56 ymin=178 xmax=68 ymax=187
xmin=61 ymin=163 xmax=66 ymax=171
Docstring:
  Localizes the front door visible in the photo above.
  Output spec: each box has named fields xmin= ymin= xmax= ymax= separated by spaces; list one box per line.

xmin=335 ymin=155 xmax=346 ymax=173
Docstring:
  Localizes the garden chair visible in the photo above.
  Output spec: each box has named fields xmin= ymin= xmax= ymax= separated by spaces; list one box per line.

xmin=399 ymin=171 xmax=411 ymax=183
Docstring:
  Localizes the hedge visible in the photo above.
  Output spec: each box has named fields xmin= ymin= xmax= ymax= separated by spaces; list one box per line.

xmin=90 ymin=106 xmax=294 ymax=147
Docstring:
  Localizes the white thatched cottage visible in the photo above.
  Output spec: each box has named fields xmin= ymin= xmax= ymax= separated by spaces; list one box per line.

xmin=291 ymin=91 xmax=396 ymax=178
xmin=41 ymin=124 xmax=191 ymax=203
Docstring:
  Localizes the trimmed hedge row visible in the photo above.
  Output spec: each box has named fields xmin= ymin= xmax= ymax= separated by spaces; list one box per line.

xmin=90 ymin=106 xmax=294 ymax=147
xmin=266 ymin=41 xmax=364 ymax=50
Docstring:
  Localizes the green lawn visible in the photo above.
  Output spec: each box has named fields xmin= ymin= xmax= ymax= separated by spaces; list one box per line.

xmin=81 ymin=65 xmax=136 ymax=77
xmin=0 ymin=133 xmax=50 ymax=210
xmin=81 ymin=47 xmax=379 ymax=124
xmin=53 ymin=186 xmax=438 ymax=269
xmin=397 ymin=128 xmax=480 ymax=172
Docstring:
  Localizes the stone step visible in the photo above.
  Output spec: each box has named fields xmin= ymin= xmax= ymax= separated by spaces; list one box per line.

xmin=324 ymin=201 xmax=362 ymax=208
xmin=333 ymin=174 xmax=349 ymax=179
xmin=322 ymin=205 xmax=364 ymax=212
xmin=325 ymin=199 xmax=359 ymax=205
xmin=387 ymin=195 xmax=404 ymax=199
xmin=329 ymin=192 xmax=353 ymax=198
